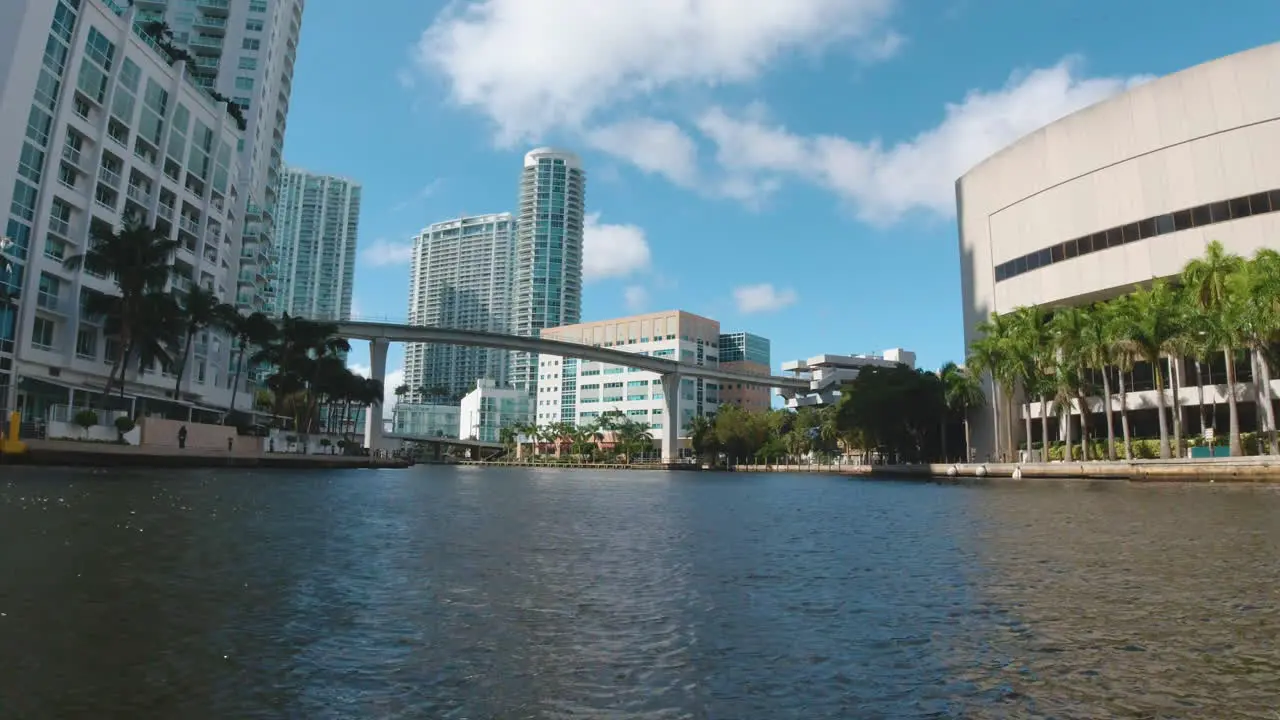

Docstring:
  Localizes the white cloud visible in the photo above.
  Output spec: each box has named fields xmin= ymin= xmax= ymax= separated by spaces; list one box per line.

xmin=585 ymin=118 xmax=699 ymax=186
xmin=349 ymin=364 xmax=405 ymax=419
xmin=623 ymin=285 xmax=649 ymax=312
xmin=733 ymin=283 xmax=797 ymax=314
xmin=697 ymin=59 xmax=1152 ymax=224
xmin=360 ymin=238 xmax=414 ymax=267
xmin=583 ymin=212 xmax=651 ymax=282
xmin=413 ymin=0 xmax=900 ymax=143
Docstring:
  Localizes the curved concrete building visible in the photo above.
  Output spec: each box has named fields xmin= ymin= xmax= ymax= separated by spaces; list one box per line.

xmin=958 ymin=43 xmax=1280 ymax=459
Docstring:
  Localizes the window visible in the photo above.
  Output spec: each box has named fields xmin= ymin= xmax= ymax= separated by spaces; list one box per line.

xmin=119 ymin=58 xmax=141 ymax=93
xmin=84 ymin=27 xmax=116 ymax=71
xmin=51 ymin=3 xmax=76 ymax=43
xmin=238 ymin=56 xmax=257 ymax=70
xmin=42 ymin=36 xmax=69 ymax=76
xmin=44 ymin=236 xmax=67 ymax=261
xmin=76 ymin=325 xmax=97 ymax=359
xmin=249 ymin=0 xmax=267 ymax=11
xmin=234 ymin=76 xmax=254 ymax=91
xmin=242 ymin=38 xmax=261 ymax=51
xmin=34 ymin=68 xmax=60 ymax=109
xmin=26 ymin=107 xmax=52 ymax=146
xmin=31 ymin=317 xmax=55 ymax=351
xmin=17 ymin=143 xmax=45 ymax=184
xmin=10 ymin=181 xmax=37 ymax=222
xmin=76 ymin=59 xmax=108 ymax=103
xmin=245 ymin=19 xmax=264 ymax=32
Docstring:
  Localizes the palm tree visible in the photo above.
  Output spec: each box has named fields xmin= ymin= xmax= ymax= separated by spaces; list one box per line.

xmin=394 ymin=383 xmax=409 ymax=406
xmin=940 ymin=362 xmax=984 ymax=463
xmin=1009 ymin=306 xmax=1047 ymax=461
xmin=1236 ymin=248 xmax=1280 ymax=454
xmin=1116 ymin=280 xmax=1182 ymax=459
xmin=1077 ymin=304 xmax=1118 ymax=460
xmin=968 ymin=312 xmax=1021 ymax=461
xmin=221 ymin=308 xmax=275 ymax=417
xmin=1050 ymin=306 xmax=1092 ymax=461
xmin=170 ymin=286 xmax=231 ymax=400
xmin=63 ymin=218 xmax=179 ymax=401
xmin=1106 ymin=296 xmax=1138 ymax=459
xmin=1182 ymin=240 xmax=1246 ymax=456
xmin=251 ymin=313 xmax=350 ymax=420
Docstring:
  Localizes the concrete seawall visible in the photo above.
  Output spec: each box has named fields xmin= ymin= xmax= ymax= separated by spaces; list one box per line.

xmin=1 ymin=440 xmax=411 ymax=470
xmin=866 ymin=457 xmax=1280 ymax=483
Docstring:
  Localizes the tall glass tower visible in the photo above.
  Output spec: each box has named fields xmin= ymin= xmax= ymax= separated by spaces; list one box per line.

xmin=274 ymin=166 xmax=360 ymax=321
xmin=508 ymin=148 xmax=585 ymax=393
xmin=405 ymin=214 xmax=514 ymax=401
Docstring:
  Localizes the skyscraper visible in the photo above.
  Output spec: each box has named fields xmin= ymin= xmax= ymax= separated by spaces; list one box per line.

xmin=403 ymin=214 xmax=513 ymax=401
xmin=0 ymin=0 xmax=250 ymax=417
xmin=718 ymin=332 xmax=772 ymax=411
xmin=507 ymin=147 xmax=585 ymax=393
xmin=274 ymin=166 xmax=360 ymax=320
xmin=134 ymin=0 xmax=303 ymax=314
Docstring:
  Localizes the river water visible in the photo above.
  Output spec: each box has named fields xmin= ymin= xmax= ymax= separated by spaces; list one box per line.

xmin=0 ymin=467 xmax=1277 ymax=719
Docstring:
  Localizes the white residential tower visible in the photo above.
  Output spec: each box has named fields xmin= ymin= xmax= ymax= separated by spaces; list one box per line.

xmin=273 ymin=166 xmax=359 ymax=320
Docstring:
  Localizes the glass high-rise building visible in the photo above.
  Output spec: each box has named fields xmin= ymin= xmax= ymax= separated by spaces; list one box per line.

xmin=719 ymin=332 xmax=771 ymax=365
xmin=507 ymin=147 xmax=585 ymax=393
xmin=274 ymin=166 xmax=360 ymax=321
xmin=404 ymin=214 xmax=513 ymax=402
xmin=134 ymin=0 xmax=303 ymax=314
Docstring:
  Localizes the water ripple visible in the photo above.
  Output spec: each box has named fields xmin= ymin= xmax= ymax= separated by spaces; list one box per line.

xmin=1 ymin=470 xmax=1278 ymax=717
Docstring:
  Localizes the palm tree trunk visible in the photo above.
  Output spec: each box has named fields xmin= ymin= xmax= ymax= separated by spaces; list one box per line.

xmin=963 ymin=415 xmax=972 ymax=463
xmin=1021 ymin=382 xmax=1033 ymax=463
xmin=1101 ymin=369 xmax=1116 ymax=460
xmin=1119 ymin=369 xmax=1133 ymax=459
xmin=1039 ymin=396 xmax=1050 ymax=463
xmin=1170 ymin=356 xmax=1184 ymax=458
xmin=173 ymin=330 xmax=194 ymax=399
xmin=1062 ymin=402 xmax=1074 ymax=461
xmin=1076 ymin=376 xmax=1090 ymax=462
xmin=227 ymin=345 xmax=245 ymax=414
xmin=1154 ymin=360 xmax=1171 ymax=459
xmin=1224 ymin=347 xmax=1242 ymax=456
xmin=1194 ymin=360 xmax=1207 ymax=436
xmin=1255 ymin=348 xmax=1278 ymax=455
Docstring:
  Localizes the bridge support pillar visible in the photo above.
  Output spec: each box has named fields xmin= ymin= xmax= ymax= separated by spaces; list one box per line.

xmin=364 ymin=338 xmax=388 ymax=452
xmin=661 ymin=372 xmax=680 ymax=463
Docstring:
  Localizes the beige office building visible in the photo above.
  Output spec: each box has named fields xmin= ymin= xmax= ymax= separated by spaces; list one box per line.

xmin=958 ymin=43 xmax=1280 ymax=459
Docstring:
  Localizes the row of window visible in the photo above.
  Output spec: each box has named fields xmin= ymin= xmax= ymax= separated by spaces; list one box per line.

xmin=995 ymin=188 xmax=1280 ymax=282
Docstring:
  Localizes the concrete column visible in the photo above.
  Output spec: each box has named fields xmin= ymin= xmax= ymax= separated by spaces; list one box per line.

xmin=364 ymin=337 xmax=388 ymax=452
xmin=661 ymin=372 xmax=680 ymax=463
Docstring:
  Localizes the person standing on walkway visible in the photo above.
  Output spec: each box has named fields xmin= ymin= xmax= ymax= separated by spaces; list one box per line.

xmin=178 ymin=425 xmax=188 ymax=450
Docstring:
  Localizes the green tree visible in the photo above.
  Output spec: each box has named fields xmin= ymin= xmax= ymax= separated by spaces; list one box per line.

xmin=1079 ymin=303 xmax=1119 ymax=460
xmin=63 ymin=218 xmax=179 ymax=401
xmin=1181 ymin=240 xmax=1246 ymax=456
xmin=968 ymin=311 xmax=1020 ymax=461
xmin=170 ymin=286 xmax=231 ymax=400
xmin=1115 ymin=280 xmax=1182 ymax=459
xmin=221 ymin=309 xmax=276 ymax=417
xmin=1049 ymin=306 xmax=1092 ymax=461
xmin=940 ymin=362 xmax=984 ymax=463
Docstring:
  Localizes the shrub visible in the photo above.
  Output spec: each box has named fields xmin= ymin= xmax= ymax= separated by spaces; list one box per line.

xmin=72 ymin=409 xmax=99 ymax=432
xmin=114 ymin=416 xmax=136 ymax=443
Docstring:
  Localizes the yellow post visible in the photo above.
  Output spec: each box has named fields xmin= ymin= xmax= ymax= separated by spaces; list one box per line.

xmin=2 ymin=411 xmax=27 ymax=455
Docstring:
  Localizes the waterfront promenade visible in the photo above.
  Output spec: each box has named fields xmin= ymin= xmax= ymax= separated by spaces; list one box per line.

xmin=870 ymin=455 xmax=1280 ymax=482
xmin=1 ymin=439 xmax=411 ymax=469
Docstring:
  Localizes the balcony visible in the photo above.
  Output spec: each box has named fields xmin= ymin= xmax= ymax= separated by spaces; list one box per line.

xmin=48 ymin=216 xmax=71 ymax=237
xmin=193 ymin=14 xmax=227 ymax=32
xmin=98 ymin=166 xmax=122 ymax=189
xmin=196 ymin=0 xmax=230 ymax=14
xmin=61 ymin=144 xmax=83 ymax=168
xmin=189 ymin=36 xmax=223 ymax=54
xmin=126 ymin=184 xmax=151 ymax=206
xmin=179 ymin=216 xmax=200 ymax=236
xmin=158 ymin=202 xmax=174 ymax=220
xmin=37 ymin=291 xmax=60 ymax=313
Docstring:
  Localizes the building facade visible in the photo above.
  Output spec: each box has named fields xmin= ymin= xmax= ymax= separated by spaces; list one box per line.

xmin=0 ymin=0 xmax=248 ymax=419
xmin=957 ymin=42 xmax=1280 ymax=459
xmin=779 ymin=350 xmax=917 ymax=408
xmin=403 ymin=213 xmax=513 ymax=402
xmin=273 ymin=166 xmax=359 ymax=320
xmin=718 ymin=331 xmax=771 ymax=411
xmin=534 ymin=311 xmax=721 ymax=444
xmin=459 ymin=378 xmax=532 ymax=443
xmin=132 ymin=0 xmax=303 ymax=314
xmin=391 ymin=401 xmax=459 ymax=439
xmin=508 ymin=148 xmax=585 ymax=393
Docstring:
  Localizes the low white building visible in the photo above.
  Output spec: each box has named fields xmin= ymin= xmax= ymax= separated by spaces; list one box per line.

xmin=392 ymin=402 xmax=460 ymax=439
xmin=535 ymin=310 xmax=721 ymax=445
xmin=458 ymin=378 xmax=532 ymax=443
xmin=778 ymin=349 xmax=917 ymax=408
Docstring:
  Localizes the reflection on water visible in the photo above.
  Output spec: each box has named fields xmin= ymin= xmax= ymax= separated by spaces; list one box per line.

xmin=0 ymin=468 xmax=1277 ymax=718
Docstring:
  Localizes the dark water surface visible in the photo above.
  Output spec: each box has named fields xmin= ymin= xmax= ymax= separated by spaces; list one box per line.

xmin=1 ymin=468 xmax=1278 ymax=719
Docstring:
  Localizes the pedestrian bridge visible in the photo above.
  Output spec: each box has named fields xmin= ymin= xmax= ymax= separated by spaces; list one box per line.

xmin=333 ymin=319 xmax=809 ymax=462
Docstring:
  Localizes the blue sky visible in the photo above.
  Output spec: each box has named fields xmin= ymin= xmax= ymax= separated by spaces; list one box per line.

xmin=279 ymin=0 xmax=1278 ymax=402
